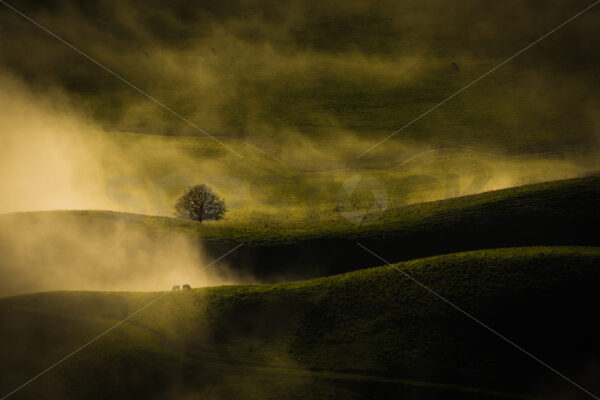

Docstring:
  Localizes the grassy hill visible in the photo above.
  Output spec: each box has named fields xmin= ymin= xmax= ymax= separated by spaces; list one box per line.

xmin=2 ymin=246 xmax=600 ymax=399
xmin=3 ymin=175 xmax=598 ymax=289
xmin=1 ymin=2 xmax=599 ymax=398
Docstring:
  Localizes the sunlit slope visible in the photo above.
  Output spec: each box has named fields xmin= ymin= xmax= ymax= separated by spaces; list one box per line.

xmin=3 ymin=175 xmax=598 ymax=284
xmin=1 ymin=246 xmax=599 ymax=399
xmin=81 ymin=130 xmax=589 ymax=222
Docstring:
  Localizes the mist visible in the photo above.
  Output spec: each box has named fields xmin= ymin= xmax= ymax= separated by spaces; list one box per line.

xmin=0 ymin=68 xmax=595 ymax=223
xmin=0 ymin=211 xmax=255 ymax=297
xmin=1 ymin=0 xmax=599 ymax=155
xmin=0 ymin=77 xmax=253 ymax=296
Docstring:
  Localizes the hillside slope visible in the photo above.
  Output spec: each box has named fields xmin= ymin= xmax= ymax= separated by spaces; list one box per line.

xmin=1 ymin=246 xmax=599 ymax=399
xmin=2 ymin=175 xmax=598 ymax=288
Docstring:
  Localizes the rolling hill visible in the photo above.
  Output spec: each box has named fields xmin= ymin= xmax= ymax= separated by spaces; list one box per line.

xmin=0 ymin=176 xmax=597 ymax=399
xmin=1 ymin=246 xmax=599 ymax=399
xmin=1 ymin=1 xmax=599 ymax=399
xmin=2 ymin=175 xmax=598 ymax=293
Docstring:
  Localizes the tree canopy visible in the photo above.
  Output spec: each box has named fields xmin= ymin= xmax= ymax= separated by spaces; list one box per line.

xmin=175 ymin=184 xmax=226 ymax=222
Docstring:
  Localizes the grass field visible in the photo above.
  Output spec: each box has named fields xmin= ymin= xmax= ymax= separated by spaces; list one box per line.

xmin=0 ymin=175 xmax=598 ymax=399
xmin=2 ymin=175 xmax=598 ymax=290
xmin=64 ymin=129 xmax=590 ymax=224
xmin=2 ymin=246 xmax=599 ymax=399
xmin=1 ymin=1 xmax=599 ymax=398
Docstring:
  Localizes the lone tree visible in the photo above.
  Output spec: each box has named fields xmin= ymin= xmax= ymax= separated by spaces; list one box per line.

xmin=175 ymin=184 xmax=226 ymax=222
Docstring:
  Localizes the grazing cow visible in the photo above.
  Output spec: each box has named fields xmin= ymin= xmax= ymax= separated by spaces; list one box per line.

xmin=182 ymin=284 xmax=192 ymax=290
xmin=171 ymin=285 xmax=180 ymax=291
xmin=451 ymin=62 xmax=460 ymax=72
